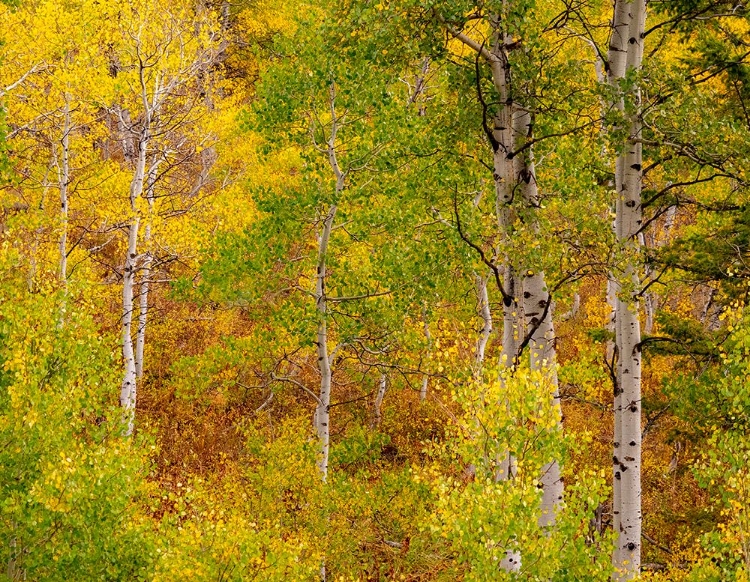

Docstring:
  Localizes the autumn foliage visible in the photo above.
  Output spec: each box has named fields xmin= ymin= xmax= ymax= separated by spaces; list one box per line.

xmin=1 ymin=0 xmax=749 ymax=580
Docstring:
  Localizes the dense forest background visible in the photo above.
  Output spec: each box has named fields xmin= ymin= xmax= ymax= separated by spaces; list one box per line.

xmin=1 ymin=0 xmax=749 ymax=580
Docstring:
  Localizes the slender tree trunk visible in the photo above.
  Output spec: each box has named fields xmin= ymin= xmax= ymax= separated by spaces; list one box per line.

xmin=484 ymin=26 xmax=524 ymax=574
xmin=135 ymin=232 xmax=151 ymax=379
xmin=495 ymin=134 xmax=520 ymax=498
xmin=56 ymin=99 xmax=72 ymax=328
xmin=445 ymin=16 xmax=575 ymax=571
xmin=609 ymin=0 xmax=646 ymax=576
xmin=314 ymin=203 xmax=336 ymax=483
xmin=607 ymin=0 xmax=631 ymax=567
xmin=475 ymin=274 xmax=493 ymax=375
xmin=121 ymin=121 xmax=148 ymax=436
xmin=562 ymin=293 xmax=580 ymax=321
xmin=59 ymin=99 xmax=70 ymax=287
xmin=135 ymin=159 xmax=160 ymax=379
xmin=492 ymin=49 xmax=523 ymax=574
xmin=121 ymin=216 xmax=140 ymax=437
xmin=119 ymin=56 xmax=157 ymax=435
xmin=313 ymin=201 xmax=335 ymax=582
xmin=314 ymin=84 xmax=346 ymax=486
xmin=373 ymin=373 xmax=387 ymax=428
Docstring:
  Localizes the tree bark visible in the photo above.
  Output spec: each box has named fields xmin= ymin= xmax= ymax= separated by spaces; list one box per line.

xmin=513 ymin=107 xmax=564 ymax=527
xmin=59 ymin=99 xmax=70 ymax=287
xmin=314 ymin=84 xmax=346 ymax=484
xmin=373 ymin=373 xmax=387 ymax=428
xmin=475 ymin=274 xmax=493 ymax=374
xmin=314 ymin=203 xmax=336 ymax=483
xmin=523 ymin=270 xmax=563 ymax=527
xmin=57 ymin=98 xmax=71 ymax=328
xmin=608 ymin=0 xmax=646 ymax=576
xmin=120 ymin=76 xmax=150 ymax=435
xmin=607 ymin=0 xmax=630 ymax=567
xmin=490 ymin=24 xmax=522 ymax=575
xmin=135 ymin=158 xmax=161 ymax=379
xmin=120 ymin=215 xmax=140 ymax=437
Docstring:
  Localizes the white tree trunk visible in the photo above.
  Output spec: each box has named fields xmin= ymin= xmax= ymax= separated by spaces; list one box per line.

xmin=120 ymin=115 xmax=149 ymax=436
xmin=313 ymin=202 xmax=335 ymax=582
xmin=490 ymin=31 xmax=522 ymax=575
xmin=373 ymin=373 xmax=387 ymax=428
xmin=607 ymin=0 xmax=630 ymax=569
xmin=523 ymin=271 xmax=563 ymax=527
xmin=314 ymin=203 xmax=336 ymax=483
xmin=610 ymin=0 xmax=646 ymax=576
xmin=56 ymin=99 xmax=72 ymax=328
xmin=314 ymin=84 xmax=346 ymax=484
xmin=135 ymin=159 xmax=161 ymax=379
xmin=512 ymin=106 xmax=564 ymax=528
xmin=474 ymin=274 xmax=493 ymax=375
xmin=59 ymin=99 xmax=70 ymax=286
xmin=495 ymin=104 xmax=523 ymax=576
xmin=120 ymin=216 xmax=140 ymax=437
xmin=135 ymin=234 xmax=151 ymax=380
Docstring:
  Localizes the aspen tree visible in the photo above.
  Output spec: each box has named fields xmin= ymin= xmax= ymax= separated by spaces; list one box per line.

xmin=113 ymin=2 xmax=220 ymax=434
xmin=134 ymin=157 xmax=161 ymax=379
xmin=58 ymin=98 xmax=70 ymax=287
xmin=607 ymin=0 xmax=646 ymax=575
xmin=443 ymin=0 xmax=564 ymax=516
xmin=474 ymin=273 xmax=493 ymax=374
xmin=442 ymin=27 xmax=520 ymax=504
xmin=118 ymin=52 xmax=151 ymax=435
xmin=373 ymin=372 xmax=387 ymax=428
xmin=0 ymin=4 xmax=108 ymax=296
xmin=514 ymin=107 xmax=563 ymax=527
xmin=313 ymin=84 xmax=345 ymax=483
xmin=442 ymin=12 xmax=566 ymax=572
